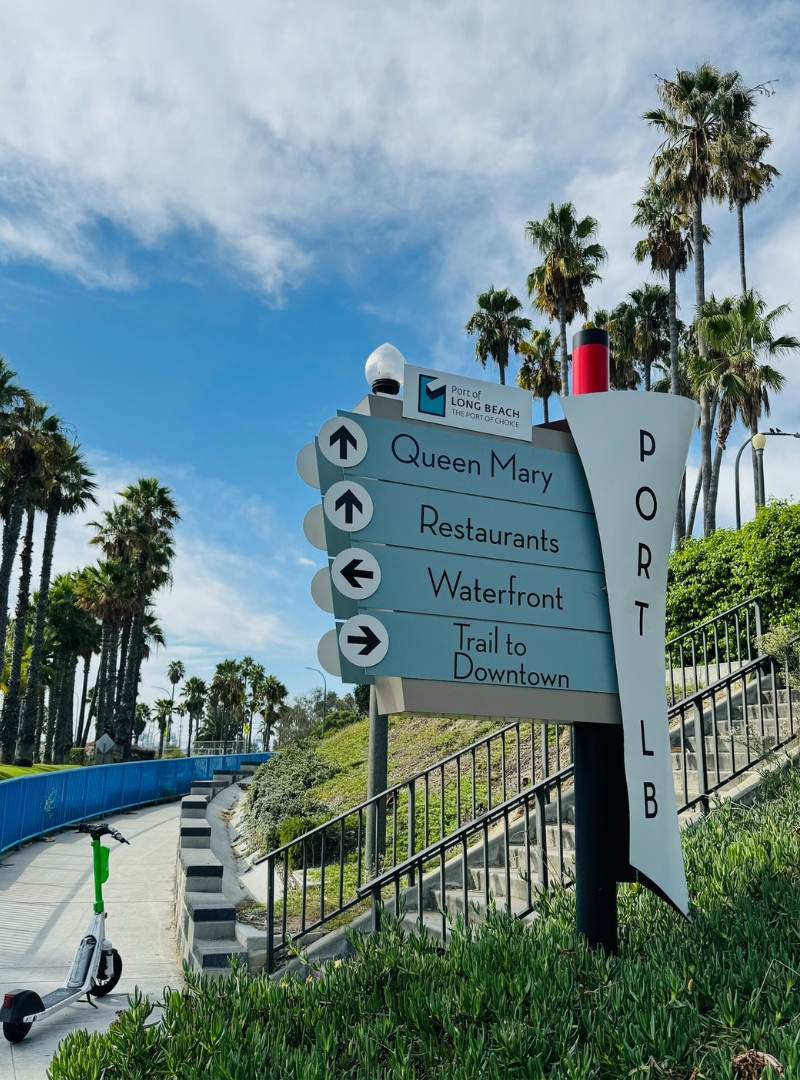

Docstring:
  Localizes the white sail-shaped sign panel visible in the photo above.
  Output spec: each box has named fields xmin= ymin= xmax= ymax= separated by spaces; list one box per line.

xmin=563 ymin=392 xmax=699 ymax=917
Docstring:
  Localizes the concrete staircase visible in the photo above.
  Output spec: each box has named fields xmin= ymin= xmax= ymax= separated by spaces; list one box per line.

xmin=174 ymin=764 xmax=259 ymax=976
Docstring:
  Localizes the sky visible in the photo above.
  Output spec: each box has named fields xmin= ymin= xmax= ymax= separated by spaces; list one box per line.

xmin=0 ymin=0 xmax=798 ymax=709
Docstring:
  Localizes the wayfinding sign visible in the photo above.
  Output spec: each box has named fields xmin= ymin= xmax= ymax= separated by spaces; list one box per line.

xmin=299 ymin=361 xmax=697 ymax=917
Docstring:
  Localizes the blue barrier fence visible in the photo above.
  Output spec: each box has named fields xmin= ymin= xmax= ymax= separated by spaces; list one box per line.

xmin=0 ymin=753 xmax=271 ymax=856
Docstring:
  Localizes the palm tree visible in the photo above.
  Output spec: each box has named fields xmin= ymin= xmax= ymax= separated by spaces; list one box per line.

xmin=153 ymin=697 xmax=172 ymax=758
xmin=720 ymin=132 xmax=778 ymax=294
xmin=209 ymin=659 xmax=245 ymax=746
xmin=626 ymin=284 xmax=671 ymax=392
xmin=632 ymin=181 xmax=700 ymax=395
xmin=180 ymin=676 xmax=207 ymax=757
xmin=592 ymin=308 xmax=640 ymax=391
xmin=260 ymin=675 xmax=288 ymax=750
xmin=516 ymin=329 xmax=561 ymax=423
xmin=167 ymin=659 xmax=185 ymax=744
xmin=97 ymin=479 xmax=178 ymax=757
xmin=525 ymin=203 xmax=607 ymax=394
xmin=15 ymin=443 xmax=96 ymax=766
xmin=695 ymin=291 xmax=798 ymax=521
xmin=74 ymin=559 xmax=136 ymax=743
xmin=0 ymin=496 xmax=37 ymax=762
xmin=464 ymin=287 xmax=531 ymax=385
xmin=645 ymin=64 xmax=756 ymax=535
xmin=0 ymin=403 xmax=64 ymax=718
xmin=133 ymin=702 xmax=150 ymax=745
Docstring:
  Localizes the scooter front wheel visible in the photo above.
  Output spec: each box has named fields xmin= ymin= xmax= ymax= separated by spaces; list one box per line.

xmin=3 ymin=1021 xmax=32 ymax=1043
xmin=89 ymin=949 xmax=122 ymax=997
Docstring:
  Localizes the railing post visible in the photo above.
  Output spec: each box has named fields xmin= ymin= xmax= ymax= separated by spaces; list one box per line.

xmin=754 ymin=599 xmax=764 ymax=653
xmin=694 ymin=702 xmax=709 ymax=815
xmin=407 ymin=784 xmax=416 ymax=886
xmin=266 ymin=854 xmax=275 ymax=974
xmin=535 ymin=787 xmax=549 ymax=891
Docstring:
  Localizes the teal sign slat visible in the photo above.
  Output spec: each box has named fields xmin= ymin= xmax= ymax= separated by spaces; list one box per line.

xmin=339 ymin=411 xmax=594 ymax=513
xmin=349 ymin=611 xmax=618 ymax=694
xmin=354 ymin=545 xmax=610 ymax=632
xmin=350 ymin=477 xmax=604 ymax=574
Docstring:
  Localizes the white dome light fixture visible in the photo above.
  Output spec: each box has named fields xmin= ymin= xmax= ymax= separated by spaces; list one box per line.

xmin=365 ymin=343 xmax=405 ymax=396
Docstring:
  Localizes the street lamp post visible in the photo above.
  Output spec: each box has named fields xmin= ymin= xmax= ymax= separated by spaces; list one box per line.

xmin=306 ymin=667 xmax=328 ymax=738
xmin=735 ymin=430 xmax=800 ymax=528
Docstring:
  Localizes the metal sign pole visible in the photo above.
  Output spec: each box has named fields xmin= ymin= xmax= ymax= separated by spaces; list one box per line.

xmin=571 ymin=330 xmax=628 ymax=955
xmin=365 ymin=685 xmax=388 ymax=876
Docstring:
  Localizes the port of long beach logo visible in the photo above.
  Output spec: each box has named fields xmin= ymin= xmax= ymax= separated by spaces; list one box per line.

xmin=418 ymin=374 xmax=447 ymax=416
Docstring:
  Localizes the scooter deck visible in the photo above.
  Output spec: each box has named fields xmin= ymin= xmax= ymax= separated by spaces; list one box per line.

xmin=40 ymin=988 xmax=77 ymax=1009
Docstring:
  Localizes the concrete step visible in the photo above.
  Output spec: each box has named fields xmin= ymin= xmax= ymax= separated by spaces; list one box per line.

xmin=190 ymin=780 xmax=226 ymax=797
xmin=183 ymin=893 xmax=237 ymax=941
xmin=180 ymin=823 xmax=212 ymax=849
xmin=469 ymin=867 xmax=533 ymax=902
xmin=179 ymin=850 xmax=224 ymax=892
xmin=181 ymin=795 xmax=209 ymax=819
xmin=431 ymin=888 xmax=531 ymax=920
xmin=192 ymin=938 xmax=248 ymax=973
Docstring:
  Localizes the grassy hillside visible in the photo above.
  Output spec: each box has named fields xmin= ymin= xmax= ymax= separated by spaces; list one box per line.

xmin=312 ymin=713 xmax=499 ymax=813
xmin=49 ymin=762 xmax=800 ymax=1079
xmin=0 ymin=763 xmax=74 ymax=781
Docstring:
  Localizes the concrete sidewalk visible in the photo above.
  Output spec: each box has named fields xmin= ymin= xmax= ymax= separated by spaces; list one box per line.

xmin=0 ymin=800 xmax=184 ymax=1080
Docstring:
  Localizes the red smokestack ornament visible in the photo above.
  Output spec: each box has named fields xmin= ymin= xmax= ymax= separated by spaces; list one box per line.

xmin=572 ymin=328 xmax=609 ymax=395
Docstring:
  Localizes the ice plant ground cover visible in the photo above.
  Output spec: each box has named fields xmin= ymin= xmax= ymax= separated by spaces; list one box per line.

xmin=48 ymin=764 xmax=800 ymax=1080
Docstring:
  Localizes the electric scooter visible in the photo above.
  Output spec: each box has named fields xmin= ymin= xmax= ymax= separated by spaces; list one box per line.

xmin=1 ymin=821 xmax=130 ymax=1044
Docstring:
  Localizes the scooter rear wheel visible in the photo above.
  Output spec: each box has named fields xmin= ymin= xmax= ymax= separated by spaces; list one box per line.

xmin=3 ymin=1021 xmax=32 ymax=1043
xmin=90 ymin=949 xmax=122 ymax=997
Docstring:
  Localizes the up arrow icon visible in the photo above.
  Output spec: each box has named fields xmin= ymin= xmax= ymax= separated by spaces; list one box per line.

xmin=318 ymin=417 xmax=367 ymax=467
xmin=323 ymin=480 xmax=373 ymax=532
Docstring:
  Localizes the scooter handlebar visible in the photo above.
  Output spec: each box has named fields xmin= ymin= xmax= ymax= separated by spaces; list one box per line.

xmin=75 ymin=822 xmax=130 ymax=844
xmin=108 ymin=826 xmax=130 ymax=845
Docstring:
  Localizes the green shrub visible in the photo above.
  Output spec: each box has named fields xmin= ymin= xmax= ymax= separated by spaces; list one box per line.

xmin=241 ymin=743 xmax=339 ymax=852
xmin=668 ymin=499 xmax=800 ymax=638
xmin=162 ymin=746 xmax=185 ymax=758
xmin=67 ymin=747 xmax=87 ymax=766
xmin=323 ymin=708 xmax=359 ymax=732
xmin=278 ymin=814 xmax=339 ymax=869
xmin=758 ymin=626 xmax=800 ymax=690
xmin=49 ymin=766 xmax=800 ymax=1079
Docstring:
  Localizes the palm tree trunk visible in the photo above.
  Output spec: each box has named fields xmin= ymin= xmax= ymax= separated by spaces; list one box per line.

xmin=94 ymin=630 xmax=110 ymax=736
xmin=686 ymin=467 xmax=703 ymax=539
xmin=83 ymin=680 xmax=98 ymax=747
xmin=674 ymin=470 xmax=686 ymax=548
xmin=0 ymin=478 xmax=30 ymax=675
xmin=187 ymin=711 xmax=194 ymax=757
xmin=75 ymin=656 xmax=91 ymax=747
xmin=668 ymin=264 xmax=679 ymax=395
xmin=708 ymin=420 xmax=732 ymax=534
xmin=157 ymin=722 xmax=165 ymax=759
xmin=33 ymin=686 xmax=45 ymax=763
xmin=693 ymin=201 xmax=706 ymax=313
xmin=1 ymin=506 xmax=35 ymax=764
xmin=542 ymin=395 xmax=550 ymax=424
xmin=700 ymin=387 xmax=714 ymax=536
xmin=644 ymin=358 xmax=652 ymax=393
xmin=114 ymin=614 xmax=132 ymax=721
xmin=558 ymin=294 xmax=569 ymax=395
xmin=736 ymin=199 xmax=747 ymax=294
xmin=102 ymin=623 xmax=120 ymax=740
xmin=54 ymin=655 xmax=77 ymax=764
xmin=44 ymin=654 xmax=64 ymax=764
xmin=15 ymin=500 xmax=59 ymax=767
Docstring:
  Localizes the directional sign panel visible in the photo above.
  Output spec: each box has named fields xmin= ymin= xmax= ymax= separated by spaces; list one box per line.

xmin=323 ymin=480 xmax=374 ymax=532
xmin=339 ymin=411 xmax=594 ymax=514
xmin=350 ymin=477 xmax=604 ymax=574
xmin=354 ymin=545 xmax=610 ymax=633
xmin=348 ymin=610 xmax=617 ymax=694
xmin=331 ymin=547 xmax=381 ymax=599
xmin=339 ymin=615 xmax=389 ymax=666
xmin=318 ymin=416 xmax=368 ymax=467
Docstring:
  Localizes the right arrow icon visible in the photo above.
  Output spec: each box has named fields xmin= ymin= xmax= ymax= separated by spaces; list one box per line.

xmin=331 ymin=547 xmax=381 ymax=598
xmin=339 ymin=615 xmax=389 ymax=666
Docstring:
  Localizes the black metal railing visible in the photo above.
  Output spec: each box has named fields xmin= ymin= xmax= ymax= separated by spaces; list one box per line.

xmin=665 ymin=596 xmax=763 ymax=705
xmin=258 ymin=601 xmax=793 ymax=973
xmin=258 ymin=718 xmax=572 ymax=972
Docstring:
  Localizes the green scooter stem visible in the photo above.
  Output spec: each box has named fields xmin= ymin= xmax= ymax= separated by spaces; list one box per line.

xmin=92 ymin=838 xmax=110 ymax=914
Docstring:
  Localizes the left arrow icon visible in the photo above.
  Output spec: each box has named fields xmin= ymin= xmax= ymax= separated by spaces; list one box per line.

xmin=318 ymin=417 xmax=367 ymax=467
xmin=331 ymin=547 xmax=381 ymax=598
xmin=323 ymin=481 xmax=373 ymax=532
xmin=339 ymin=615 xmax=389 ymax=666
